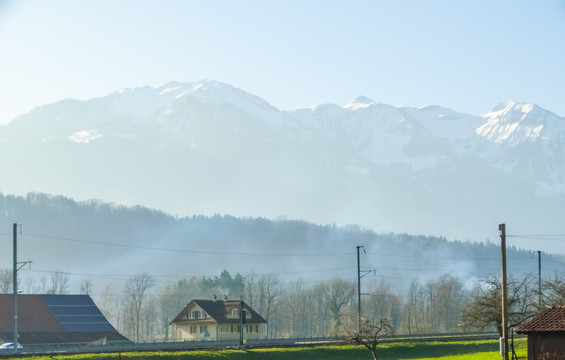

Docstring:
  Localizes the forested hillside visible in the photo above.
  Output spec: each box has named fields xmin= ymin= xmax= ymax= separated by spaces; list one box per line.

xmin=1 ymin=192 xmax=563 ymax=340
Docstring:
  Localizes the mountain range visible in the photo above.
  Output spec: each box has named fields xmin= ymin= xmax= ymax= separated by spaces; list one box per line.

xmin=1 ymin=80 xmax=564 ymax=253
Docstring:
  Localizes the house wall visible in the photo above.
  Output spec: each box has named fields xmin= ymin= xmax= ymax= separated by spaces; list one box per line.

xmin=528 ymin=333 xmax=565 ymax=360
xmin=216 ymin=323 xmax=265 ymax=341
xmin=173 ymin=322 xmax=217 ymax=341
xmin=172 ymin=323 xmax=265 ymax=341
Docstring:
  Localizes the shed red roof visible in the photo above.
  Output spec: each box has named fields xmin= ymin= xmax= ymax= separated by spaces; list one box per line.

xmin=517 ymin=306 xmax=565 ymax=334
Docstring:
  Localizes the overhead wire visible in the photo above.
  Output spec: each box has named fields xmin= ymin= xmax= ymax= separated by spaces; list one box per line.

xmin=21 ymin=232 xmax=354 ymax=257
xmin=3 ymin=230 xmax=564 ymax=289
xmin=11 ymin=231 xmax=542 ymax=261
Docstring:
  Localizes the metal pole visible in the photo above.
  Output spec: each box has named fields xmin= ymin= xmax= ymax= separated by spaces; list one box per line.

xmin=500 ymin=224 xmax=509 ymax=360
xmin=13 ymin=223 xmax=18 ymax=352
xmin=357 ymin=246 xmax=362 ymax=332
xmin=537 ymin=250 xmax=542 ymax=310
xmin=239 ymin=297 xmax=243 ymax=346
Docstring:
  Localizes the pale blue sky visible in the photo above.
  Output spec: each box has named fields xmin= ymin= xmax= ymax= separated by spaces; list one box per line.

xmin=1 ymin=0 xmax=564 ymax=124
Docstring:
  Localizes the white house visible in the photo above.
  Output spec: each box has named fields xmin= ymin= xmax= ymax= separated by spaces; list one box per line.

xmin=170 ymin=296 xmax=267 ymax=341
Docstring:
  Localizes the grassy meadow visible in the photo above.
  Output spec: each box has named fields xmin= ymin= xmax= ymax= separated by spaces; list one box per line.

xmin=1 ymin=338 xmax=526 ymax=360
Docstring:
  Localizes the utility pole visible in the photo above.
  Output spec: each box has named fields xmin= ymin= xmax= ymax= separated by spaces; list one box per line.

xmin=536 ymin=250 xmax=542 ymax=311
xmin=357 ymin=245 xmax=362 ymax=332
xmin=239 ymin=296 xmax=244 ymax=346
xmin=499 ymin=224 xmax=509 ymax=360
xmin=13 ymin=223 xmax=18 ymax=353
xmin=356 ymin=246 xmax=376 ymax=333
xmin=12 ymin=223 xmax=31 ymax=353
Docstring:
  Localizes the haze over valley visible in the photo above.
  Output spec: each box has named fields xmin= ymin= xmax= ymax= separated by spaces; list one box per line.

xmin=1 ymin=80 xmax=563 ymax=253
xmin=1 ymin=1 xmax=565 ymax=344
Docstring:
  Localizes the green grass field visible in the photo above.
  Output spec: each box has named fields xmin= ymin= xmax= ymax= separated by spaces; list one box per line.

xmin=1 ymin=338 xmax=526 ymax=360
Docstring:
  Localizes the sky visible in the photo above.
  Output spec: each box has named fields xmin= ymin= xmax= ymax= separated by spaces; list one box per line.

xmin=1 ymin=0 xmax=564 ymax=125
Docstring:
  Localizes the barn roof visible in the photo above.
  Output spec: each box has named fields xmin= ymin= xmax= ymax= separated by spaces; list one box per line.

xmin=517 ymin=306 xmax=565 ymax=334
xmin=0 ymin=294 xmax=128 ymax=344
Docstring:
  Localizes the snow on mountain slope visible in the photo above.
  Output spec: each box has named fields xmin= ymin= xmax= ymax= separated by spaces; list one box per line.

xmin=477 ymin=100 xmax=564 ymax=146
xmin=289 ymin=99 xmax=489 ymax=170
xmin=95 ymin=80 xmax=286 ymax=129
xmin=1 ymin=81 xmax=564 ymax=247
xmin=474 ymin=100 xmax=565 ymax=197
xmin=289 ymin=100 xmax=427 ymax=166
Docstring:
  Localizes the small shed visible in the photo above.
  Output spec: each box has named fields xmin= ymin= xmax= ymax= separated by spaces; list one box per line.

xmin=516 ymin=306 xmax=565 ymax=360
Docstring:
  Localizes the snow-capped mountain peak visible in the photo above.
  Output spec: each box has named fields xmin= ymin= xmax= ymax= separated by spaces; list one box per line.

xmin=3 ymin=81 xmax=565 ymax=245
xmin=476 ymin=100 xmax=563 ymax=146
xmin=344 ymin=96 xmax=376 ymax=110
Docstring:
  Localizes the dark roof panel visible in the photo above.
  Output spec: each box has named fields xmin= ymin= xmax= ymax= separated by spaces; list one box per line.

xmin=40 ymin=295 xmax=117 ymax=333
xmin=42 ymin=294 xmax=95 ymax=306
xmin=62 ymin=323 xmax=117 ymax=332
xmin=48 ymin=306 xmax=104 ymax=316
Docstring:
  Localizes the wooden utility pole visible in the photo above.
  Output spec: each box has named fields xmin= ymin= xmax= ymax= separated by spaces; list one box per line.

xmin=499 ymin=223 xmax=509 ymax=360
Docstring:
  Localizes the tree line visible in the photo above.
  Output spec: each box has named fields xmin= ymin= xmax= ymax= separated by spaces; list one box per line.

xmin=2 ymin=192 xmax=564 ymax=341
xmin=1 ymin=268 xmax=561 ymax=342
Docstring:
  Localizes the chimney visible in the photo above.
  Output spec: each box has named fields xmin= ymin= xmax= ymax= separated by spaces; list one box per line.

xmin=223 ymin=295 xmax=228 ymax=302
xmin=212 ymin=294 xmax=217 ymax=302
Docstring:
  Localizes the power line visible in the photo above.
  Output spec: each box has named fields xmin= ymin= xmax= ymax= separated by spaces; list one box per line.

xmin=22 ymin=232 xmax=353 ymax=257
xmin=507 ymin=234 xmax=565 ymax=241
xmin=15 ymin=232 xmax=537 ymax=261
xmin=20 ymin=265 xmax=358 ymax=283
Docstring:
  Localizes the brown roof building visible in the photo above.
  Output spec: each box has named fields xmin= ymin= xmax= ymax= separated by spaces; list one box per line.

xmin=0 ymin=294 xmax=128 ymax=344
xmin=517 ymin=306 xmax=565 ymax=360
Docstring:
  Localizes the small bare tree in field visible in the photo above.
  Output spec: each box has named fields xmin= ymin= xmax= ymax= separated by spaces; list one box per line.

xmin=349 ymin=318 xmax=391 ymax=360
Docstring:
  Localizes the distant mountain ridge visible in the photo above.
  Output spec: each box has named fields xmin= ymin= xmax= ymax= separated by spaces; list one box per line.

xmin=1 ymin=80 xmax=564 ymax=251
xmin=0 ymin=191 xmax=557 ymax=294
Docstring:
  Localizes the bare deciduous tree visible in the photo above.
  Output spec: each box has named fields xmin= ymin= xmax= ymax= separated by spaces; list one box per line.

xmin=282 ymin=279 xmax=308 ymax=337
xmin=125 ymin=273 xmax=156 ymax=342
xmin=47 ymin=270 xmax=70 ymax=294
xmin=544 ymin=273 xmax=565 ymax=307
xmin=364 ymin=281 xmax=402 ymax=332
xmin=462 ymin=275 xmax=536 ymax=336
xmin=0 ymin=270 xmax=13 ymax=293
xmin=80 ymin=278 xmax=93 ymax=295
xmin=257 ymin=274 xmax=282 ymax=337
xmin=323 ymin=278 xmax=355 ymax=335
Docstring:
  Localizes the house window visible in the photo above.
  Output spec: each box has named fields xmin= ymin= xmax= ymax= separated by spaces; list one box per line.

xmin=190 ymin=311 xmax=197 ymax=319
xmin=231 ymin=309 xmax=239 ymax=317
xmin=199 ymin=325 xmax=207 ymax=333
xmin=230 ymin=324 xmax=240 ymax=333
xmin=190 ymin=310 xmax=206 ymax=319
xmin=219 ymin=325 xmax=229 ymax=333
xmin=189 ymin=325 xmax=197 ymax=334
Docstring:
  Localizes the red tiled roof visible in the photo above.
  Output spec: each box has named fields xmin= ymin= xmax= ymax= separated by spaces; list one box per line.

xmin=517 ymin=306 xmax=565 ymax=334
